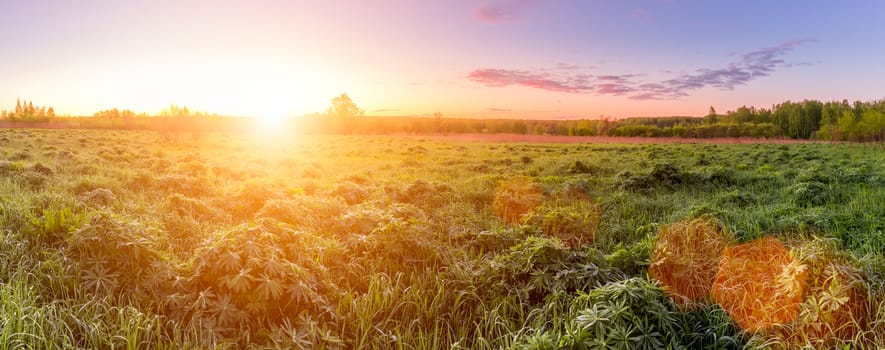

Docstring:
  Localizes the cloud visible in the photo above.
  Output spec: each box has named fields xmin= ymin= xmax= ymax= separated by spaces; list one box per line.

xmin=467 ymin=40 xmax=814 ymax=100
xmin=487 ymin=107 xmax=512 ymax=112
xmin=555 ymin=62 xmax=582 ymax=70
xmin=467 ymin=68 xmax=593 ymax=93
xmin=474 ymin=0 xmax=536 ymax=23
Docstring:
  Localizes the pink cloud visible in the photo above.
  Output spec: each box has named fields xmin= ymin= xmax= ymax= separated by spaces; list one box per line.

xmin=474 ymin=0 xmax=536 ymax=23
xmin=466 ymin=40 xmax=815 ymax=100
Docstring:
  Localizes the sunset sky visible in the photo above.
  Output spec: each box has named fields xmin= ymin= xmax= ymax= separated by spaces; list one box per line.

xmin=1 ymin=0 xmax=883 ymax=119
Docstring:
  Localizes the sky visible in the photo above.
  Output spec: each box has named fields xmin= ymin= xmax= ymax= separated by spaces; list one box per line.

xmin=1 ymin=0 xmax=883 ymax=119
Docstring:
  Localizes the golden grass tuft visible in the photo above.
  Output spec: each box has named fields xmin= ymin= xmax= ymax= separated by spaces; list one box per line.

xmin=712 ymin=236 xmax=808 ymax=332
xmin=648 ymin=216 xmax=729 ymax=309
xmin=778 ymin=239 xmax=872 ymax=346
xmin=796 ymin=262 xmax=868 ymax=344
xmin=492 ymin=176 xmax=543 ymax=224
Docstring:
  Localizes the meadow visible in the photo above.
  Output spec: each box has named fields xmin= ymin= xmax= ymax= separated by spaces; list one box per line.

xmin=0 ymin=127 xmax=883 ymax=349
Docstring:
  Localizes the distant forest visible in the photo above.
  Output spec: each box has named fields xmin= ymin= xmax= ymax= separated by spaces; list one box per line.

xmin=3 ymin=99 xmax=885 ymax=142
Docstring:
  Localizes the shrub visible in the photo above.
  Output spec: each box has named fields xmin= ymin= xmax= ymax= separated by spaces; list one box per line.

xmin=712 ymin=236 xmax=808 ymax=332
xmin=492 ymin=176 xmax=543 ymax=224
xmin=648 ymin=216 xmax=730 ymax=310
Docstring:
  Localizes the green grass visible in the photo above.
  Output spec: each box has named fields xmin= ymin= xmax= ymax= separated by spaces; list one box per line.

xmin=0 ymin=128 xmax=883 ymax=348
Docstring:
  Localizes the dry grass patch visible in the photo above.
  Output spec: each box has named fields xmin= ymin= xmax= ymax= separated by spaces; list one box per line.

xmin=648 ymin=215 xmax=729 ymax=309
xmin=712 ymin=236 xmax=808 ymax=332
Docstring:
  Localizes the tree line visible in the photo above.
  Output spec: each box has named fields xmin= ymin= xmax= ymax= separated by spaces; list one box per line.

xmin=3 ymin=96 xmax=885 ymax=142
xmin=0 ymin=99 xmax=55 ymax=122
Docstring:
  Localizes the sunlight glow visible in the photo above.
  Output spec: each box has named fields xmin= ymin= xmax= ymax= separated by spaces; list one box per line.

xmin=258 ymin=108 xmax=287 ymax=129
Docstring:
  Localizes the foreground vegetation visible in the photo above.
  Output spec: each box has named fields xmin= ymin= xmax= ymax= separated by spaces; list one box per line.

xmin=0 ymin=128 xmax=883 ymax=348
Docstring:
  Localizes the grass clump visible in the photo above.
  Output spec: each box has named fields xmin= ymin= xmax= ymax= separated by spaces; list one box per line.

xmin=712 ymin=236 xmax=808 ymax=332
xmin=80 ymin=188 xmax=116 ymax=206
xmin=648 ymin=215 xmax=730 ymax=310
xmin=529 ymin=201 xmax=600 ymax=248
xmin=492 ymin=176 xmax=543 ymax=224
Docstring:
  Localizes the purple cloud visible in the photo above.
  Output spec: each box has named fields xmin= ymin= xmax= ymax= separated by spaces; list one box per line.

xmin=467 ymin=68 xmax=593 ymax=93
xmin=474 ymin=0 xmax=536 ymax=23
xmin=467 ymin=40 xmax=814 ymax=100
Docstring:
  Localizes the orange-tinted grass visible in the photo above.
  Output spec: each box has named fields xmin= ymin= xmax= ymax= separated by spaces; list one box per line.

xmin=797 ymin=261 xmax=869 ymax=344
xmin=492 ymin=176 xmax=543 ymax=224
xmin=712 ymin=236 xmax=809 ymax=332
xmin=648 ymin=216 xmax=729 ymax=310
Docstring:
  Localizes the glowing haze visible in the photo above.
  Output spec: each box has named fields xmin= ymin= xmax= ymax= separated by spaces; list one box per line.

xmin=1 ymin=0 xmax=883 ymax=119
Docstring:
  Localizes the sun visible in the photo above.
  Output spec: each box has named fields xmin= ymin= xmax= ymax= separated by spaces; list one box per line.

xmin=257 ymin=107 xmax=289 ymax=129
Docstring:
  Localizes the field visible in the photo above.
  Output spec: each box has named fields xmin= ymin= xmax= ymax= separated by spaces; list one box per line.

xmin=0 ymin=128 xmax=884 ymax=349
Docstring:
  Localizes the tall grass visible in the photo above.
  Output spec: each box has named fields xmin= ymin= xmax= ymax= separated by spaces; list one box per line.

xmin=0 ymin=128 xmax=882 ymax=347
